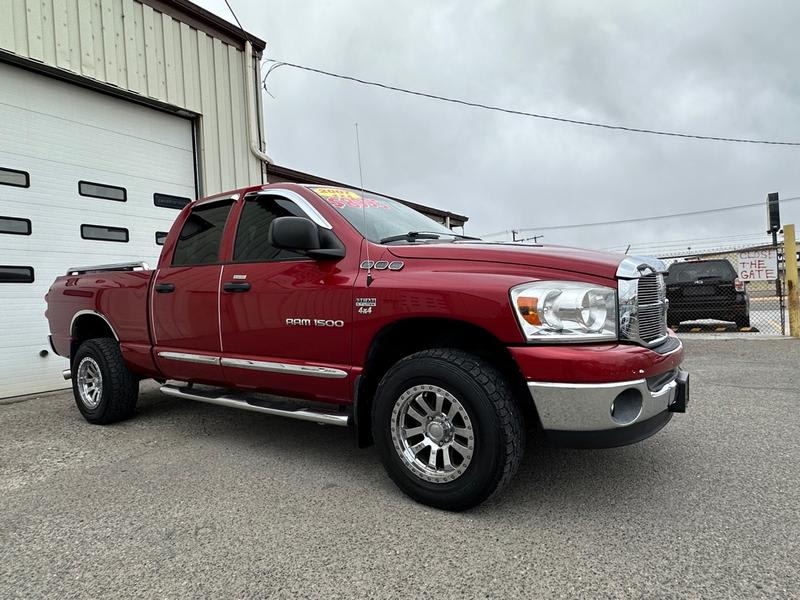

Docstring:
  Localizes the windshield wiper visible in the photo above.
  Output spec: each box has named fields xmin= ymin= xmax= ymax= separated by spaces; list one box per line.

xmin=379 ymin=231 xmax=481 ymax=244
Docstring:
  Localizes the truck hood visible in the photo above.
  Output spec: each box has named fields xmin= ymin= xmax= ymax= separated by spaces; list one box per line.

xmin=387 ymin=242 xmax=624 ymax=279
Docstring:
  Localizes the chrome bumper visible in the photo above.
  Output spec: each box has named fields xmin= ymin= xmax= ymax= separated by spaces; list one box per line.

xmin=528 ymin=376 xmax=678 ymax=432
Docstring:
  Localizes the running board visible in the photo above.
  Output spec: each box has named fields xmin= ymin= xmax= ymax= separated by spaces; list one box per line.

xmin=159 ymin=383 xmax=350 ymax=427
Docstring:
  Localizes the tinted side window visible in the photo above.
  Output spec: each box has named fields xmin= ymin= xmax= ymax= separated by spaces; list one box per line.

xmin=0 ymin=216 xmax=31 ymax=235
xmin=0 ymin=266 xmax=34 ymax=283
xmin=172 ymin=201 xmax=233 ymax=266
xmin=233 ymin=197 xmax=307 ymax=262
xmin=81 ymin=224 xmax=129 ymax=242
xmin=154 ymin=193 xmax=191 ymax=210
xmin=0 ymin=168 xmax=29 ymax=188
xmin=79 ymin=181 xmax=126 ymax=202
xmin=666 ymin=261 xmax=736 ymax=283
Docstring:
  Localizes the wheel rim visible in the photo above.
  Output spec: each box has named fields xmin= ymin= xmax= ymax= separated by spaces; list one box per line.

xmin=390 ymin=384 xmax=475 ymax=483
xmin=76 ymin=357 xmax=103 ymax=409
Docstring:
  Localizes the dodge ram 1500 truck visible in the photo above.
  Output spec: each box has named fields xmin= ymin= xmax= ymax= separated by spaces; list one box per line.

xmin=46 ymin=183 xmax=689 ymax=511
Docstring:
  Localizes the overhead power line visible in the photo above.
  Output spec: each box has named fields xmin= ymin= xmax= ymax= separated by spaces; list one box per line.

xmin=223 ymin=0 xmax=245 ymax=32
xmin=479 ymin=195 xmax=800 ymax=238
xmin=263 ymin=59 xmax=800 ymax=147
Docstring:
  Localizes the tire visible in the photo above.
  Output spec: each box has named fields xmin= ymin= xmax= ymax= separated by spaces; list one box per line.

xmin=371 ymin=349 xmax=524 ymax=511
xmin=71 ymin=338 xmax=139 ymax=424
xmin=735 ymin=316 xmax=751 ymax=329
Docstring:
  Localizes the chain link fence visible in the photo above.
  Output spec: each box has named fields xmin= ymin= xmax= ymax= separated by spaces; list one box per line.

xmin=660 ymin=246 xmax=786 ymax=335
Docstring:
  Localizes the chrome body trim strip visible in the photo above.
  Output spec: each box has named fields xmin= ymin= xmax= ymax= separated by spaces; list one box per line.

xmin=69 ymin=310 xmax=120 ymax=341
xmin=220 ymin=357 xmax=348 ymax=379
xmin=252 ymin=188 xmax=333 ymax=229
xmin=66 ymin=261 xmax=151 ymax=276
xmin=157 ymin=351 xmax=221 ymax=366
xmin=160 ymin=384 xmax=350 ymax=427
xmin=527 ymin=377 xmax=678 ymax=432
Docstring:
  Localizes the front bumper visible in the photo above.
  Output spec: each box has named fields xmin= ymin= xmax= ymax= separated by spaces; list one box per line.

xmin=510 ymin=336 xmax=688 ymax=448
xmin=528 ymin=369 xmax=688 ymax=448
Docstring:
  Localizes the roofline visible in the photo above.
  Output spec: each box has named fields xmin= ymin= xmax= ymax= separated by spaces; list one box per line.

xmin=141 ymin=0 xmax=266 ymax=52
xmin=266 ymin=164 xmax=469 ymax=224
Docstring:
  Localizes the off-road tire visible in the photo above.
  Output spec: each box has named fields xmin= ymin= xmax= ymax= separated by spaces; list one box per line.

xmin=372 ymin=348 xmax=524 ymax=511
xmin=71 ymin=338 xmax=139 ymax=424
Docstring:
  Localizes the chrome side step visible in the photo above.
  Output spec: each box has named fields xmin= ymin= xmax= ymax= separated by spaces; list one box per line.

xmin=159 ymin=383 xmax=350 ymax=427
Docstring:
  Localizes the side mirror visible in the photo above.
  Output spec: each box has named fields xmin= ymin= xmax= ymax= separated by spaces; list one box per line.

xmin=269 ymin=217 xmax=345 ymax=259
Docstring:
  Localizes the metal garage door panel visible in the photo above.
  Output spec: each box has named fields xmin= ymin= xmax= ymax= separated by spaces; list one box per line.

xmin=0 ymin=63 xmax=196 ymax=399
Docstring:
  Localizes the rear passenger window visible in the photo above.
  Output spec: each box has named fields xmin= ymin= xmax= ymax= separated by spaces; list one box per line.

xmin=81 ymin=224 xmax=129 ymax=242
xmin=79 ymin=181 xmax=126 ymax=202
xmin=0 ymin=167 xmax=29 ymax=188
xmin=233 ymin=196 xmax=307 ymax=262
xmin=0 ymin=266 xmax=34 ymax=283
xmin=172 ymin=201 xmax=233 ymax=266
xmin=0 ymin=216 xmax=31 ymax=235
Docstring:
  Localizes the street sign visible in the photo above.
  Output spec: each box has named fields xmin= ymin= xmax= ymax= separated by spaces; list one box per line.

xmin=737 ymin=249 xmax=778 ymax=280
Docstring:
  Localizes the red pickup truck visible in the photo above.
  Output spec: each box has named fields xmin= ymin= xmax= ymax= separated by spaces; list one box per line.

xmin=46 ymin=183 xmax=688 ymax=510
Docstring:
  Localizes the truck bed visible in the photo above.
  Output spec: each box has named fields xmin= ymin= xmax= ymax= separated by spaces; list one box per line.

xmin=46 ymin=262 xmax=155 ymax=368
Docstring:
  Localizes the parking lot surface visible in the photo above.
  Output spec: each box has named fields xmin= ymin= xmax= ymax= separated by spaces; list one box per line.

xmin=1 ymin=339 xmax=798 ymax=599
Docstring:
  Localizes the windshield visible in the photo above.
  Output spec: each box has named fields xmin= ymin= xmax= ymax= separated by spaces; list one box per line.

xmin=666 ymin=260 xmax=737 ymax=283
xmin=310 ymin=186 xmax=468 ymax=243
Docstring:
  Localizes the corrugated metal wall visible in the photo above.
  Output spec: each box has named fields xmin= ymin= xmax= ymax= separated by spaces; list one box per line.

xmin=0 ymin=0 xmax=263 ymax=195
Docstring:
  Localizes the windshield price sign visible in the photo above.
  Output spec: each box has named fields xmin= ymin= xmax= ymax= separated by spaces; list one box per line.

xmin=736 ymin=249 xmax=778 ymax=280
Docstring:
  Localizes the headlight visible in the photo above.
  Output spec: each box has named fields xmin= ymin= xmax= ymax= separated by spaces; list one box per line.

xmin=510 ymin=281 xmax=617 ymax=342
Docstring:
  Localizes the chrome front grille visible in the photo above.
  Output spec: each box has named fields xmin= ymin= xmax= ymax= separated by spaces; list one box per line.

xmin=617 ymin=258 xmax=669 ymax=347
xmin=637 ymin=273 xmax=668 ymax=343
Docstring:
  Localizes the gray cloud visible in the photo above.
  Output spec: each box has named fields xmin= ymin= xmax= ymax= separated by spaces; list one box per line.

xmin=198 ymin=0 xmax=800 ymax=255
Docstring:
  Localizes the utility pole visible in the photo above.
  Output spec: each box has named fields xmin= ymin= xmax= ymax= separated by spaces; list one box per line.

xmin=512 ymin=230 xmax=544 ymax=244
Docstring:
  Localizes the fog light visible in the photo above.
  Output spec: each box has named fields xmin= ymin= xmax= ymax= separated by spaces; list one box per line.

xmin=610 ymin=388 xmax=643 ymax=425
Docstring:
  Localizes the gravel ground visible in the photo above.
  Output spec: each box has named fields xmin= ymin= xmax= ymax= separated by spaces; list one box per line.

xmin=1 ymin=338 xmax=798 ymax=599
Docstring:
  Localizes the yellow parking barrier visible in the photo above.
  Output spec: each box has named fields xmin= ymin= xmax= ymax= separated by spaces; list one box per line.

xmin=785 ymin=224 xmax=800 ymax=337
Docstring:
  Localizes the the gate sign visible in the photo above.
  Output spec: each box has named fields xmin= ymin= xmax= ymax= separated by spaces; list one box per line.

xmin=737 ymin=249 xmax=778 ymax=281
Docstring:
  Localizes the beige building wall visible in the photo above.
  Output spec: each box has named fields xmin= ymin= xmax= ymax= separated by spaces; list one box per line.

xmin=0 ymin=0 xmax=265 ymax=195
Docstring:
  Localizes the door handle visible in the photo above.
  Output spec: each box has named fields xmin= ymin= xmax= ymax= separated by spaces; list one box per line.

xmin=223 ymin=282 xmax=251 ymax=293
xmin=155 ymin=282 xmax=175 ymax=293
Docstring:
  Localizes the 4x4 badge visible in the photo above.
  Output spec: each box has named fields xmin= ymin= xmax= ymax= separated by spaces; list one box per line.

xmin=356 ymin=297 xmax=376 ymax=315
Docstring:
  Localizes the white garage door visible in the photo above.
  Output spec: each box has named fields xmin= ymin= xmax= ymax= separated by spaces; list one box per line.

xmin=0 ymin=62 xmax=196 ymax=399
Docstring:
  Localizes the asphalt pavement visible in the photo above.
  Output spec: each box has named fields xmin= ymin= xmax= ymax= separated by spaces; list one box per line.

xmin=1 ymin=338 xmax=798 ymax=599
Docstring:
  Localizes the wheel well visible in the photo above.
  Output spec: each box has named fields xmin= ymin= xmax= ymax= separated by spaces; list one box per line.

xmin=355 ymin=318 xmax=532 ymax=447
xmin=70 ymin=314 xmax=116 ymax=360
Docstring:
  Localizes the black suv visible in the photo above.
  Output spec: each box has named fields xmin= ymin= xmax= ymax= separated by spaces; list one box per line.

xmin=665 ymin=259 xmax=750 ymax=328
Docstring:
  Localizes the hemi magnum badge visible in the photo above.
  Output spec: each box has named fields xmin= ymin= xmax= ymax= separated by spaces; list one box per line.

xmin=232 ymin=274 xmax=247 ymax=280
xmin=356 ymin=297 xmax=376 ymax=315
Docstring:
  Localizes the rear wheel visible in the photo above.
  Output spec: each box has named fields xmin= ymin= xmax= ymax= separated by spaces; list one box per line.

xmin=72 ymin=338 xmax=139 ymax=424
xmin=372 ymin=349 xmax=524 ymax=511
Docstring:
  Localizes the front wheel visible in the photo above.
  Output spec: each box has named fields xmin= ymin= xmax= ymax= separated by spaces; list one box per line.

xmin=72 ymin=338 xmax=139 ymax=424
xmin=372 ymin=349 xmax=524 ymax=511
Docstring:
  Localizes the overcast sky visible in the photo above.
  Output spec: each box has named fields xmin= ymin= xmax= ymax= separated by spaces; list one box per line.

xmin=197 ymin=0 xmax=800 ymax=255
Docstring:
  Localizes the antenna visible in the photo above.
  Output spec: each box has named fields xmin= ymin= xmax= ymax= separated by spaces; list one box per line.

xmin=355 ymin=123 xmax=373 ymax=287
